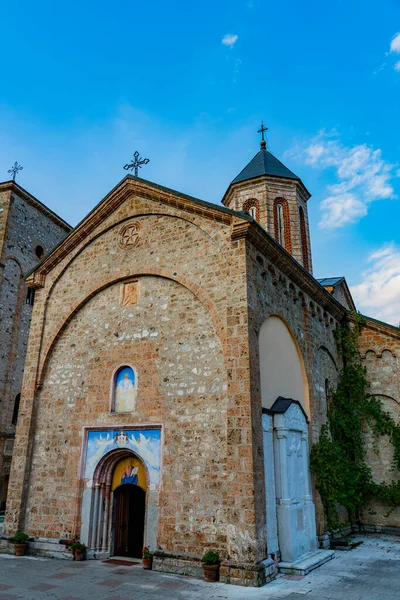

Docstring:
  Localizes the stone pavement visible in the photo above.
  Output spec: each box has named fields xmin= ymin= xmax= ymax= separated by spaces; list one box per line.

xmin=0 ymin=535 xmax=400 ymax=600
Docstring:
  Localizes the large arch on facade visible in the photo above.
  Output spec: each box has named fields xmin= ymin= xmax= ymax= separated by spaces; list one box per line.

xmin=36 ymin=271 xmax=226 ymax=388
xmin=259 ymin=314 xmax=310 ymax=416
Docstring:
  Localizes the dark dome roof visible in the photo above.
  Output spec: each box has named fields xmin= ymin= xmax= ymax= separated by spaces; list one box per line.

xmin=231 ymin=148 xmax=300 ymax=185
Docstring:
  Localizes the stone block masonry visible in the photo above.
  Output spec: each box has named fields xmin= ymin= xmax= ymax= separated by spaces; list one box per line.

xmin=0 ymin=182 xmax=70 ymax=508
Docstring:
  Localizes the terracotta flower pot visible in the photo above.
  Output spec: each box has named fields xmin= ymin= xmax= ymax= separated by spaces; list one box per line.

xmin=202 ymin=563 xmax=219 ymax=582
xmin=74 ymin=551 xmax=85 ymax=561
xmin=14 ymin=543 xmax=27 ymax=557
xmin=142 ymin=557 xmax=153 ymax=570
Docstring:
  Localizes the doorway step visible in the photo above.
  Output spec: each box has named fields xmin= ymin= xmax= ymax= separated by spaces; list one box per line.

xmin=278 ymin=549 xmax=334 ymax=576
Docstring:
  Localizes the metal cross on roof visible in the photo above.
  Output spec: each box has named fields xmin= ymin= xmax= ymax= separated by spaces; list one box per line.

xmin=124 ymin=151 xmax=150 ymax=177
xmin=257 ymin=122 xmax=268 ymax=149
xmin=8 ymin=161 xmax=23 ymax=181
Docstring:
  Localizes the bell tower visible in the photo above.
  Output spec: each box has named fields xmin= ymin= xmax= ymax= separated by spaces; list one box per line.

xmin=222 ymin=125 xmax=313 ymax=273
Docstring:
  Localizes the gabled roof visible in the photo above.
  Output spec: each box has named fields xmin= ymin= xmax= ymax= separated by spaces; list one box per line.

xmin=231 ymin=148 xmax=300 ymax=185
xmin=317 ymin=276 xmax=356 ymax=312
xmin=0 ymin=180 xmax=72 ymax=230
xmin=262 ymin=397 xmax=309 ymax=423
xmin=317 ymin=277 xmax=345 ymax=288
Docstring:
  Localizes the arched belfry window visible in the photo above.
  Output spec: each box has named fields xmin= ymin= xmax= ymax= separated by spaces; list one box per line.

xmin=273 ymin=198 xmax=292 ymax=252
xmin=299 ymin=206 xmax=309 ymax=271
xmin=111 ymin=366 xmax=137 ymax=413
xmin=242 ymin=198 xmax=260 ymax=221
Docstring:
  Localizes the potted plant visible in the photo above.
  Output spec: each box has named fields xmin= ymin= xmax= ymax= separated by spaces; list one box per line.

xmin=142 ymin=546 xmax=153 ymax=569
xmin=201 ymin=550 xmax=220 ymax=582
xmin=13 ymin=531 xmax=29 ymax=556
xmin=67 ymin=540 xmax=86 ymax=561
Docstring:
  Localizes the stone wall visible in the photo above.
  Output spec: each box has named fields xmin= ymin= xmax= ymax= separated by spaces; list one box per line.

xmin=245 ymin=238 xmax=342 ymax=547
xmin=0 ymin=184 xmax=70 ymax=506
xmin=357 ymin=318 xmax=400 ymax=526
xmin=4 ymin=183 xmax=262 ymax=578
xmin=3 ymin=177 xmax=365 ymax=584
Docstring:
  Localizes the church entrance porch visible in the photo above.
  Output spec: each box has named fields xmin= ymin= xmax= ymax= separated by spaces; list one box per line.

xmin=113 ymin=484 xmax=145 ymax=558
xmin=80 ymin=427 xmax=161 ymax=559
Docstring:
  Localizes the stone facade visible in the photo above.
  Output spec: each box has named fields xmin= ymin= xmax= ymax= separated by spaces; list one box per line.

xmin=357 ymin=317 xmax=400 ymax=526
xmin=2 ymin=174 xmax=346 ymax=584
xmin=1 ymin=146 xmax=399 ymax=586
xmin=0 ymin=182 xmax=70 ymax=507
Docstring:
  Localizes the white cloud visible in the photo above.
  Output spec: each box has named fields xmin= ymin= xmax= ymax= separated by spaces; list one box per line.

xmin=290 ymin=131 xmax=397 ymax=229
xmin=222 ymin=34 xmax=238 ymax=48
xmin=351 ymin=243 xmax=400 ymax=326
xmin=390 ymin=32 xmax=400 ymax=53
xmin=395 ymin=60 xmax=400 ymax=72
xmin=319 ymin=194 xmax=367 ymax=229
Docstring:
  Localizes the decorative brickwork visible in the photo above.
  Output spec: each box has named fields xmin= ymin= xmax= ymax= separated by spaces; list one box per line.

xmin=273 ymin=197 xmax=292 ymax=253
xmin=299 ymin=206 xmax=309 ymax=272
xmin=242 ymin=198 xmax=260 ymax=221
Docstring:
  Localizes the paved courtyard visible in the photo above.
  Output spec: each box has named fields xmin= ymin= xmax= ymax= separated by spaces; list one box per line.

xmin=0 ymin=535 xmax=400 ymax=600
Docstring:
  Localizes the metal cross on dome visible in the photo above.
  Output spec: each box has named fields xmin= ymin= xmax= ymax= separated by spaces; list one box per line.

xmin=124 ymin=151 xmax=150 ymax=177
xmin=257 ymin=122 xmax=268 ymax=149
xmin=8 ymin=161 xmax=23 ymax=181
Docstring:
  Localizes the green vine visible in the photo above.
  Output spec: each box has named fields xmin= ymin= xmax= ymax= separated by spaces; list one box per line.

xmin=310 ymin=313 xmax=400 ymax=530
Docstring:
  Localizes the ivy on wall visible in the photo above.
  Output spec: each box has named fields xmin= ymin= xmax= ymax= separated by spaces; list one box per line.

xmin=310 ymin=314 xmax=400 ymax=531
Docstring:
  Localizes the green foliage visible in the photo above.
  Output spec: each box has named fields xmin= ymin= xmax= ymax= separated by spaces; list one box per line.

xmin=13 ymin=531 xmax=29 ymax=544
xmin=202 ymin=550 xmax=220 ymax=565
xmin=142 ymin=546 xmax=153 ymax=559
xmin=310 ymin=313 xmax=400 ymax=530
xmin=67 ymin=539 xmax=86 ymax=554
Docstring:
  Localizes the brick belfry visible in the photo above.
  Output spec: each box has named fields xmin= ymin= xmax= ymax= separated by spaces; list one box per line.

xmin=1 ymin=134 xmax=399 ymax=586
xmin=222 ymin=125 xmax=312 ymax=273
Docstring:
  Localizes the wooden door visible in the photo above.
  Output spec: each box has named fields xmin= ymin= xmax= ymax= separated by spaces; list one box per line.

xmin=114 ymin=484 xmax=146 ymax=557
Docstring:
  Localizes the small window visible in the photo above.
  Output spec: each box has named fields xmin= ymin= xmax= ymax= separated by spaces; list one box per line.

xmin=26 ymin=288 xmax=35 ymax=306
xmin=248 ymin=206 xmax=257 ymax=219
xmin=112 ymin=366 xmax=137 ymax=413
xmin=242 ymin=198 xmax=260 ymax=221
xmin=35 ymin=244 xmax=44 ymax=259
xmin=12 ymin=393 xmax=21 ymax=425
xmin=277 ymin=204 xmax=285 ymax=245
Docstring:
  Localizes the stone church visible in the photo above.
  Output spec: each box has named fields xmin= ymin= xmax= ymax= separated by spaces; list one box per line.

xmin=1 ymin=136 xmax=399 ymax=586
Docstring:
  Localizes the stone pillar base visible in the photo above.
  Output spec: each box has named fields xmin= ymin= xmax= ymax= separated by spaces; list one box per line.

xmin=279 ymin=549 xmax=334 ymax=576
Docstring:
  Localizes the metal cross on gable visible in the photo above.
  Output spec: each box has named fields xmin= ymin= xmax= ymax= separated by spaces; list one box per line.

xmin=8 ymin=161 xmax=23 ymax=181
xmin=124 ymin=151 xmax=150 ymax=177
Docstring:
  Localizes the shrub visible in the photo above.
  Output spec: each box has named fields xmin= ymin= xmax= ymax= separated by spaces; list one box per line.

xmin=202 ymin=550 xmax=220 ymax=565
xmin=13 ymin=531 xmax=29 ymax=544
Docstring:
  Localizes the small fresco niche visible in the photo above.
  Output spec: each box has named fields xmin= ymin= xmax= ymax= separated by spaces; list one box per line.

xmin=111 ymin=366 xmax=137 ymax=413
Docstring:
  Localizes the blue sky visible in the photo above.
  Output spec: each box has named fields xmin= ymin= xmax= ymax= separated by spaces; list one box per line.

xmin=1 ymin=0 xmax=399 ymax=323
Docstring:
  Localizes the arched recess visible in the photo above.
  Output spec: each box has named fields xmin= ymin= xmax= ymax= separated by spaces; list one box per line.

xmin=242 ymin=198 xmax=260 ymax=221
xmin=37 ymin=271 xmax=226 ymax=388
xmin=299 ymin=206 xmax=309 ymax=271
xmin=110 ymin=365 xmax=137 ymax=413
xmin=273 ymin=198 xmax=292 ymax=252
xmin=259 ymin=315 xmax=310 ymax=416
xmin=86 ymin=448 xmax=150 ymax=556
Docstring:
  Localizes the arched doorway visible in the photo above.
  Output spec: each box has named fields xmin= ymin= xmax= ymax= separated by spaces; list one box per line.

xmin=113 ymin=484 xmax=145 ymax=557
xmin=86 ymin=449 xmax=148 ymax=557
